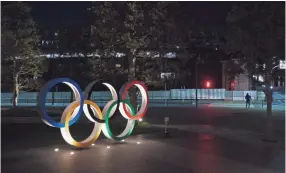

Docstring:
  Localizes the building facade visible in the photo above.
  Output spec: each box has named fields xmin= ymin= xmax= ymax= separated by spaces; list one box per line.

xmin=222 ymin=61 xmax=252 ymax=91
xmin=222 ymin=59 xmax=285 ymax=91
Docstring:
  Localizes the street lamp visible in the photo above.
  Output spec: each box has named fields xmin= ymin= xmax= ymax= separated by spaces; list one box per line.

xmin=195 ymin=55 xmax=201 ymax=107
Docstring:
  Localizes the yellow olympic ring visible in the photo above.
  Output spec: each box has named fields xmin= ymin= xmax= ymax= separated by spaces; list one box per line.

xmin=60 ymin=100 xmax=103 ymax=148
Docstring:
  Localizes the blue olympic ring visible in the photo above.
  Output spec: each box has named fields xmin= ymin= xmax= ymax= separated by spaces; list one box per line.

xmin=37 ymin=78 xmax=84 ymax=128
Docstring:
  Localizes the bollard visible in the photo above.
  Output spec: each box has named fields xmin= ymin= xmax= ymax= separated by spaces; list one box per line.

xmin=164 ymin=117 xmax=170 ymax=137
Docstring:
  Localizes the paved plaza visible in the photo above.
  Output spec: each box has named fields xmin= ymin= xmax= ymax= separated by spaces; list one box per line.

xmin=1 ymin=106 xmax=285 ymax=173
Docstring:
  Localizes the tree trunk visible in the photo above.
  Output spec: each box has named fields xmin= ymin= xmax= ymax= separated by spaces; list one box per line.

xmin=12 ymin=61 xmax=19 ymax=107
xmin=127 ymin=49 xmax=138 ymax=112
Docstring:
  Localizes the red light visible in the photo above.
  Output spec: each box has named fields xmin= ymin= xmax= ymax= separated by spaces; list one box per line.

xmin=231 ymin=81 xmax=235 ymax=90
xmin=206 ymin=81 xmax=211 ymax=88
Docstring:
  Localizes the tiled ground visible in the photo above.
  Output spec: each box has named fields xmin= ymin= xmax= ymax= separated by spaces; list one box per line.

xmin=2 ymin=107 xmax=284 ymax=173
xmin=2 ymin=129 xmax=284 ymax=173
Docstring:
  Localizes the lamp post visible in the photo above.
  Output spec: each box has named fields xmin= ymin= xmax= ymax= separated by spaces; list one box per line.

xmin=164 ymin=117 xmax=170 ymax=137
xmin=195 ymin=55 xmax=200 ymax=107
xmin=161 ymin=75 xmax=168 ymax=106
xmin=164 ymin=80 xmax=167 ymax=106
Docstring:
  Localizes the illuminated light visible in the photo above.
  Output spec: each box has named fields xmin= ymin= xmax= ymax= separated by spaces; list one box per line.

xmin=258 ymin=76 xmax=264 ymax=82
xmin=121 ymin=140 xmax=125 ymax=142
xmin=116 ymin=53 xmax=125 ymax=58
xmin=230 ymin=81 xmax=235 ymax=90
xmin=252 ymin=75 xmax=264 ymax=82
xmin=165 ymin=52 xmax=176 ymax=58
xmin=206 ymin=81 xmax=211 ymax=88
xmin=279 ymin=60 xmax=286 ymax=69
xmin=139 ymin=118 xmax=143 ymax=122
xmin=137 ymin=141 xmax=141 ymax=144
xmin=270 ymin=86 xmax=273 ymax=89
xmin=54 ymin=148 xmax=59 ymax=152
xmin=92 ymin=144 xmax=95 ymax=146
xmin=153 ymin=54 xmax=159 ymax=58
xmin=70 ymin=152 xmax=74 ymax=155
xmin=106 ymin=146 xmax=110 ymax=149
xmin=161 ymin=72 xmax=175 ymax=79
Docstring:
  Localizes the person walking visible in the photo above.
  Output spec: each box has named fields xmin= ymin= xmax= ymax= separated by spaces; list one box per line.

xmin=245 ymin=93 xmax=252 ymax=108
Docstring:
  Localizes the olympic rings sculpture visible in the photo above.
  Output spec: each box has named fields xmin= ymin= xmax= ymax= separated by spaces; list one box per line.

xmin=37 ymin=78 xmax=149 ymax=148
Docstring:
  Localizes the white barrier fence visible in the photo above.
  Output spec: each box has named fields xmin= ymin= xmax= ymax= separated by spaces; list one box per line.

xmin=170 ymin=89 xmax=225 ymax=100
xmin=225 ymin=90 xmax=266 ymax=101
xmin=1 ymin=89 xmax=266 ymax=104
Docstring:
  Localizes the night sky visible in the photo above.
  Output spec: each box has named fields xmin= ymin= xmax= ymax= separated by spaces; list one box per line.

xmin=28 ymin=1 xmax=233 ymax=30
xmin=29 ymin=1 xmax=91 ymax=29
